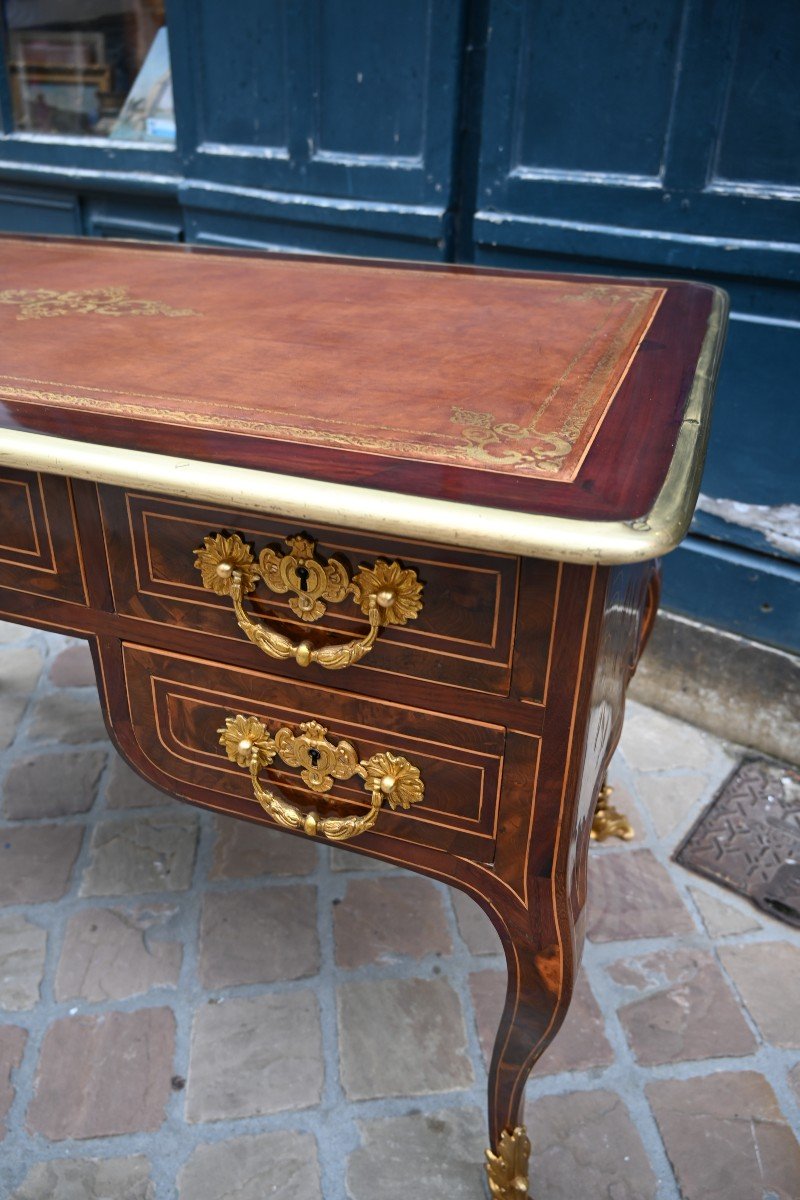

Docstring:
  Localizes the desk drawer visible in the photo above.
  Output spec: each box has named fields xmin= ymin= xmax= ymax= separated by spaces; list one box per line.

xmin=0 ymin=470 xmax=87 ymax=604
xmin=120 ymin=642 xmax=507 ymax=859
xmin=99 ymin=489 xmax=527 ymax=696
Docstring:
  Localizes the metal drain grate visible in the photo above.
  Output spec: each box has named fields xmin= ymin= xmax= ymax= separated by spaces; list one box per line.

xmin=675 ymin=757 xmax=800 ymax=928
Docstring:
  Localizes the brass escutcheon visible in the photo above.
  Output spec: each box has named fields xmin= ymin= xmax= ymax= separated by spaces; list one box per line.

xmin=219 ymin=714 xmax=424 ymax=843
xmin=194 ymin=532 xmax=423 ymax=670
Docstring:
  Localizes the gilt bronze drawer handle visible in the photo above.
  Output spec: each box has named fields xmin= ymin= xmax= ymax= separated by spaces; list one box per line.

xmin=219 ymin=714 xmax=424 ymax=842
xmin=194 ymin=532 xmax=423 ymax=670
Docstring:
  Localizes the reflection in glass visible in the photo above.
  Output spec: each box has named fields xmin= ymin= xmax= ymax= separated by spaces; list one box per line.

xmin=4 ymin=0 xmax=173 ymax=143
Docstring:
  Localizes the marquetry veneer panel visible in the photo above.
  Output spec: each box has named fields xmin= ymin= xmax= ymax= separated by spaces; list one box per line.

xmin=0 ymin=470 xmax=87 ymax=604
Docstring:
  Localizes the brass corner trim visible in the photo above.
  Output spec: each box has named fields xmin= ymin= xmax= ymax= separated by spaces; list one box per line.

xmin=0 ymin=289 xmax=727 ymax=566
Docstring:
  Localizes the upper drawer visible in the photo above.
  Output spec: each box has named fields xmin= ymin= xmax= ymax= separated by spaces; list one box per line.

xmin=0 ymin=469 xmax=87 ymax=604
xmin=98 ymin=488 xmax=525 ymax=695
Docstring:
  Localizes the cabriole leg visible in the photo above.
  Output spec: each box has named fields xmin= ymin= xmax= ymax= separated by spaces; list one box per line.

xmin=481 ymin=887 xmax=577 ymax=1200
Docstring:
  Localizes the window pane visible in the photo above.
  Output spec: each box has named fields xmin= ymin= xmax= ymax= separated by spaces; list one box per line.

xmin=4 ymin=0 xmax=173 ymax=143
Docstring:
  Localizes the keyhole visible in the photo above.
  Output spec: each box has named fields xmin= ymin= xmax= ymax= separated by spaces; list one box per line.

xmin=308 ymin=748 xmax=321 ymax=767
xmin=296 ymin=566 xmax=310 ymax=592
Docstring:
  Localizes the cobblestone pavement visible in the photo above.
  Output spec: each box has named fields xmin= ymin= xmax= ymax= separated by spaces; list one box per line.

xmin=1 ymin=620 xmax=799 ymax=1200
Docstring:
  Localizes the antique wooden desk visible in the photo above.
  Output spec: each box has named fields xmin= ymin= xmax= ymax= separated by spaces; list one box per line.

xmin=0 ymin=235 xmax=726 ymax=1198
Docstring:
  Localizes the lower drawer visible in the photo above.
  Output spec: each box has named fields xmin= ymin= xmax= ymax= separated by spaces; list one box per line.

xmin=120 ymin=643 xmax=510 ymax=859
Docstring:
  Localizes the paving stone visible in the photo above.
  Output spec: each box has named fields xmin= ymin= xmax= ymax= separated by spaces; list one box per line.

xmin=608 ymin=947 xmax=756 ymax=1065
xmin=178 ymin=1130 xmax=321 ymax=1200
xmin=27 ymin=1008 xmax=175 ymax=1140
xmin=469 ymin=969 xmax=614 ymax=1074
xmin=105 ymin=756 xmax=172 ymax=809
xmin=619 ymin=701 xmax=718 ymax=772
xmin=3 ymin=748 xmax=106 ymax=819
xmin=186 ymin=992 xmax=323 ymax=1122
xmin=586 ymin=849 xmax=695 ymax=942
xmin=647 ymin=1070 xmax=800 ymax=1200
xmin=329 ymin=846 xmax=396 ymax=872
xmin=80 ymin=813 xmax=198 ymax=896
xmin=0 ymin=647 xmax=43 ymax=750
xmin=210 ymin=815 xmax=317 ymax=879
xmin=527 ymin=1089 xmax=658 ymax=1200
xmin=718 ymin=941 xmax=800 ymax=1048
xmin=337 ymin=977 xmax=473 ymax=1100
xmin=0 ymin=1025 xmax=27 ymax=1140
xmin=0 ymin=914 xmax=47 ymax=1010
xmin=198 ymin=885 xmax=319 ymax=988
xmin=334 ymin=876 xmax=452 ymax=968
xmin=0 ymin=823 xmax=83 ymax=906
xmin=635 ymin=771 xmax=708 ymax=837
xmin=347 ymin=1108 xmax=486 ymax=1200
xmin=48 ymin=642 xmax=96 ymax=688
xmin=55 ymin=907 xmax=182 ymax=1002
xmin=689 ymin=887 xmax=761 ymax=938
xmin=11 ymin=1156 xmax=155 ymax=1200
xmin=789 ymin=1061 xmax=800 ymax=1104
xmin=0 ymin=620 xmax=27 ymax=643
xmin=29 ymin=690 xmax=106 ymax=745
xmin=451 ymin=888 xmax=502 ymax=955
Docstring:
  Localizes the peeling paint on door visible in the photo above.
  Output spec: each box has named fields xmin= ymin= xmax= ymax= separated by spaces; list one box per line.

xmin=696 ymin=495 xmax=800 ymax=559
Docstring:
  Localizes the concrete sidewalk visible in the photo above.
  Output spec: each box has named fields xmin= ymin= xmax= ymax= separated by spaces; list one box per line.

xmin=1 ymin=620 xmax=799 ymax=1199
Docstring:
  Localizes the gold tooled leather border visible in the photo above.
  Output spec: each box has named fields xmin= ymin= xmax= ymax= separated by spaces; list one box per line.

xmin=0 ymin=289 xmax=727 ymax=565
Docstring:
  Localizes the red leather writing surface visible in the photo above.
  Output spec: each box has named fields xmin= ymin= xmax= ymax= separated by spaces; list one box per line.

xmin=0 ymin=236 xmax=715 ymax=521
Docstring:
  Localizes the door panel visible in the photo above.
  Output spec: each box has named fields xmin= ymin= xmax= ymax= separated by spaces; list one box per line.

xmin=474 ymin=0 xmax=800 ymax=649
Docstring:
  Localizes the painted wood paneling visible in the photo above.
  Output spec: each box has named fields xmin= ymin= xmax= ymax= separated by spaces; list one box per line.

xmin=714 ymin=1 xmax=800 ymax=188
xmin=473 ymin=0 xmax=799 ymax=650
xmin=0 ymin=0 xmax=795 ymax=649
xmin=0 ymin=185 xmax=80 ymax=234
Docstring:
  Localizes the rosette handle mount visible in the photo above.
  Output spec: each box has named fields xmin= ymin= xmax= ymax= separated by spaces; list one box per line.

xmin=194 ymin=532 xmax=423 ymax=670
xmin=218 ymin=715 xmax=424 ymax=843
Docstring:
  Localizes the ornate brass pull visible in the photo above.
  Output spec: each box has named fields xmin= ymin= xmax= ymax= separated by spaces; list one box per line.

xmin=219 ymin=715 xmax=424 ymax=842
xmin=194 ymin=533 xmax=423 ymax=670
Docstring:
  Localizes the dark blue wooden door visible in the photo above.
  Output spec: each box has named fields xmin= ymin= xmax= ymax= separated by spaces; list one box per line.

xmin=0 ymin=0 xmax=796 ymax=650
xmin=472 ymin=0 xmax=800 ymax=650
xmin=169 ymin=0 xmax=465 ymax=256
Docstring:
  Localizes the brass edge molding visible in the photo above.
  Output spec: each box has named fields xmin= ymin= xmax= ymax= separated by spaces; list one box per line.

xmin=0 ymin=290 xmax=727 ymax=567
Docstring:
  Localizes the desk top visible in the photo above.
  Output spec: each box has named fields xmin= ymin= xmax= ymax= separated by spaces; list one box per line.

xmin=0 ymin=235 xmax=727 ymax=563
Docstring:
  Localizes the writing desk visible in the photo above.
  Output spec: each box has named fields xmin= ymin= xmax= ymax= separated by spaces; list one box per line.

xmin=0 ymin=235 xmax=726 ymax=1198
